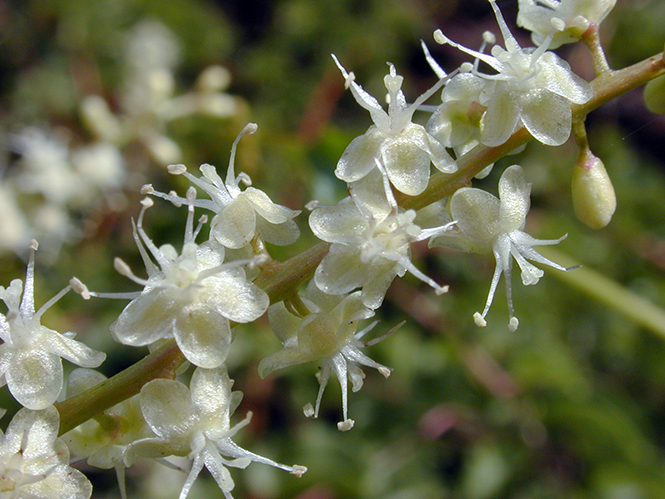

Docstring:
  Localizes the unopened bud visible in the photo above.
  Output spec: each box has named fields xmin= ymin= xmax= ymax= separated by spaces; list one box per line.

xmin=644 ymin=75 xmax=665 ymax=115
xmin=195 ymin=65 xmax=231 ymax=93
xmin=572 ymin=149 xmax=616 ymax=229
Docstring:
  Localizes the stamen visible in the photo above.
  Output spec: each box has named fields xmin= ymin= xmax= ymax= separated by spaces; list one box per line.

xmin=136 ymin=198 xmax=170 ymax=268
xmin=113 ymin=258 xmax=153 ymax=288
xmin=399 ymin=257 xmax=449 ymax=296
xmin=21 ymin=240 xmax=39 ymax=317
xmin=168 ymin=164 xmax=188 ymax=175
xmin=488 ymin=0 xmax=521 ymax=53
xmin=225 ymin=123 xmax=258 ymax=193
xmin=434 ymin=29 xmax=504 ymax=74
xmin=420 ymin=40 xmax=447 ymax=79
xmin=34 ymin=284 xmax=71 ymax=319
xmin=70 ymin=277 xmax=90 ymax=300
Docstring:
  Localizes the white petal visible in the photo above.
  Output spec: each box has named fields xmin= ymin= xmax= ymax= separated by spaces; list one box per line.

xmin=110 ymin=289 xmax=177 ymax=346
xmin=382 ymin=133 xmax=431 ymax=196
xmin=498 ymin=165 xmax=531 ymax=232
xmin=450 ymin=188 xmax=501 ymax=253
xmin=14 ymin=406 xmax=61 ymax=461
xmin=258 ymin=347 xmax=305 ymax=378
xmin=6 ymin=349 xmax=63 ymax=409
xmin=347 ymin=170 xmax=393 ymax=221
xmin=66 ymin=368 xmax=107 ymax=397
xmin=314 ymin=245 xmax=367 ymax=296
xmin=211 ymin=197 xmax=257 ymax=249
xmin=242 ymin=187 xmax=300 ymax=224
xmin=521 ymin=89 xmax=572 ymax=146
xmin=481 ymin=88 xmax=520 ymax=147
xmin=174 ymin=305 xmax=232 ymax=368
xmin=124 ymin=438 xmax=182 ymax=466
xmin=255 ymin=217 xmax=300 ymax=246
xmin=41 ymin=330 xmax=106 ymax=368
xmin=190 ymin=366 xmax=232 ymax=426
xmin=22 ymin=464 xmax=92 ymax=499
xmin=309 ymin=199 xmax=367 ymax=245
xmin=267 ymin=302 xmax=300 ymax=344
xmin=538 ymin=52 xmax=593 ymax=104
xmin=361 ymin=263 xmax=399 ymax=309
xmin=140 ymin=379 xmax=195 ymax=440
xmin=335 ymin=129 xmax=384 ymax=183
xmin=205 ymin=271 xmax=269 ymax=323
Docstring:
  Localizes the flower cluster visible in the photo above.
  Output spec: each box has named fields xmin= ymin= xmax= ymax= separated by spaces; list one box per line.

xmin=0 ymin=0 xmax=636 ymax=498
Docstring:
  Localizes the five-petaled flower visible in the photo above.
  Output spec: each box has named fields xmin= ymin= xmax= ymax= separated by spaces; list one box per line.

xmin=332 ymin=55 xmax=456 ymax=196
xmin=0 ymin=406 xmax=92 ymax=499
xmin=434 ymin=0 xmax=593 ymax=147
xmin=0 ymin=241 xmax=105 ymax=410
xmin=260 ymin=282 xmax=395 ymax=431
xmin=108 ymin=197 xmax=269 ymax=368
xmin=429 ymin=165 xmax=568 ymax=331
xmin=151 ymin=123 xmax=301 ymax=249
xmin=125 ymin=366 xmax=306 ymax=499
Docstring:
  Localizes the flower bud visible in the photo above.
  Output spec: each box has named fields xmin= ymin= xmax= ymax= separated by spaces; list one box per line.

xmin=572 ymin=149 xmax=616 ymax=229
xmin=644 ymin=75 xmax=665 ymax=115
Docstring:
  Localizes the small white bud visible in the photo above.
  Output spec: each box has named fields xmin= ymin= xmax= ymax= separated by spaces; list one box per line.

xmin=140 ymin=184 xmax=154 ymax=195
xmin=644 ymin=75 xmax=665 ymax=115
xmin=572 ymin=149 xmax=616 ymax=229
xmin=460 ymin=62 xmax=474 ymax=73
xmin=482 ymin=31 xmax=496 ymax=44
xmin=378 ymin=366 xmax=392 ymax=378
xmin=305 ymin=200 xmax=319 ymax=210
xmin=196 ymin=65 xmax=231 ymax=93
xmin=140 ymin=197 xmax=155 ymax=208
xmin=29 ymin=239 xmax=39 ymax=251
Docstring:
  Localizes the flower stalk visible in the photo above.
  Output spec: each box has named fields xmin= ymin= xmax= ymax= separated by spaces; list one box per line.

xmin=55 ymin=47 xmax=665 ymax=437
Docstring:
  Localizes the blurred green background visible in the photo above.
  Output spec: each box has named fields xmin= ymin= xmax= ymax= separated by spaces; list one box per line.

xmin=1 ymin=0 xmax=665 ymax=498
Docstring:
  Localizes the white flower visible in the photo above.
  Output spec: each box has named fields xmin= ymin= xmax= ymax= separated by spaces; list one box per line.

xmin=62 ymin=369 xmax=152 ymax=499
xmin=429 ymin=165 xmax=568 ymax=331
xmin=0 ymin=406 xmax=92 ymax=499
xmin=153 ymin=124 xmax=300 ymax=249
xmin=107 ymin=197 xmax=269 ymax=368
xmin=434 ymin=0 xmax=593 ymax=147
xmin=125 ymin=367 xmax=306 ymax=499
xmin=310 ymin=170 xmax=451 ymax=309
xmin=12 ymin=129 xmax=84 ymax=206
xmin=0 ymin=182 xmax=30 ymax=255
xmin=332 ymin=55 xmax=456 ymax=196
xmin=0 ymin=241 xmax=105 ymax=410
xmin=260 ymin=282 xmax=394 ymax=431
xmin=518 ymin=0 xmax=617 ymax=48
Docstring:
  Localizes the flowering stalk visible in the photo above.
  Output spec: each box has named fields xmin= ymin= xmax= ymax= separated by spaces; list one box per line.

xmin=55 ymin=47 xmax=665 ymax=438
xmin=399 ymin=47 xmax=664 ymax=211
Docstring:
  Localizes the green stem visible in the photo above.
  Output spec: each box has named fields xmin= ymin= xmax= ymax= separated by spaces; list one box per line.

xmin=538 ymin=247 xmax=665 ymax=339
xmin=56 ymin=340 xmax=186 ymax=436
xmin=55 ymin=49 xmax=665 ymax=435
